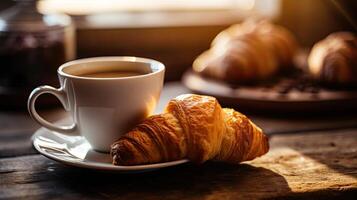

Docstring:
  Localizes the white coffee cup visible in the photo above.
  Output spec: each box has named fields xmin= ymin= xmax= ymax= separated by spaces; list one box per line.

xmin=28 ymin=56 xmax=165 ymax=152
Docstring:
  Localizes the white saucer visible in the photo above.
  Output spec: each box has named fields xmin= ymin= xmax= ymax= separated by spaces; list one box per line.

xmin=32 ymin=126 xmax=188 ymax=173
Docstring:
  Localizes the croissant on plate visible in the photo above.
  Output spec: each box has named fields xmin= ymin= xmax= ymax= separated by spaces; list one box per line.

xmin=194 ymin=32 xmax=278 ymax=83
xmin=193 ymin=20 xmax=297 ymax=83
xmin=308 ymin=32 xmax=357 ymax=85
xmin=111 ymin=94 xmax=269 ymax=166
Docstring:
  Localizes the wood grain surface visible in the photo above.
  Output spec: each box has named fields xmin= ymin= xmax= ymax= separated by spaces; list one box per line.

xmin=0 ymin=129 xmax=356 ymax=199
xmin=0 ymin=82 xmax=356 ymax=199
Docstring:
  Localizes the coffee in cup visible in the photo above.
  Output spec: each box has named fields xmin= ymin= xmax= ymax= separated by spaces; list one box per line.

xmin=28 ymin=56 xmax=165 ymax=152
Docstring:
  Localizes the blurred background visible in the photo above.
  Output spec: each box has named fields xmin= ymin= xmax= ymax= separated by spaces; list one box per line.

xmin=0 ymin=0 xmax=356 ymax=109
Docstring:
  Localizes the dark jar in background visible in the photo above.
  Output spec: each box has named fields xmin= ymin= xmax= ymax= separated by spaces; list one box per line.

xmin=0 ymin=0 xmax=75 ymax=108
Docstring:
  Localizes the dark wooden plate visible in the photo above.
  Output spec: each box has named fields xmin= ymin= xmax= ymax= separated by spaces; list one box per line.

xmin=182 ymin=70 xmax=357 ymax=113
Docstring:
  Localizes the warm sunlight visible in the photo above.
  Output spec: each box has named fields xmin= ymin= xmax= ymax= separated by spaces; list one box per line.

xmin=1 ymin=0 xmax=356 ymax=198
xmin=38 ymin=0 xmax=256 ymax=15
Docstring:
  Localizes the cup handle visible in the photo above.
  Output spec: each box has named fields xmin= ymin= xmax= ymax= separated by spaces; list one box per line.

xmin=28 ymin=85 xmax=77 ymax=135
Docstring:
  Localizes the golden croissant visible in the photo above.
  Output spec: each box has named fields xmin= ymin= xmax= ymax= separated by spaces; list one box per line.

xmin=308 ymin=32 xmax=357 ymax=85
xmin=111 ymin=94 xmax=269 ymax=166
xmin=193 ymin=20 xmax=297 ymax=83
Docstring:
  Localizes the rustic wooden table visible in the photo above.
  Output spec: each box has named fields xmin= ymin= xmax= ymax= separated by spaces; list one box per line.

xmin=1 ymin=82 xmax=357 ymax=199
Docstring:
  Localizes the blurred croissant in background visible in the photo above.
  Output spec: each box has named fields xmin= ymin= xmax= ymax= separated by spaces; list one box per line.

xmin=111 ymin=94 xmax=269 ymax=166
xmin=308 ymin=32 xmax=357 ymax=86
xmin=193 ymin=20 xmax=298 ymax=84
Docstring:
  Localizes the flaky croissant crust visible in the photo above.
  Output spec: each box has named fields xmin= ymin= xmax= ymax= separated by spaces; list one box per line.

xmin=111 ymin=94 xmax=269 ymax=165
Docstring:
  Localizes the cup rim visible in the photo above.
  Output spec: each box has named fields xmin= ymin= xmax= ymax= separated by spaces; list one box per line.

xmin=58 ymin=56 xmax=165 ymax=80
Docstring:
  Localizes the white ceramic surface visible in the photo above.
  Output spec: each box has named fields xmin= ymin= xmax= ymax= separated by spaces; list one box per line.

xmin=28 ymin=57 xmax=165 ymax=152
xmin=32 ymin=122 xmax=189 ymax=173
